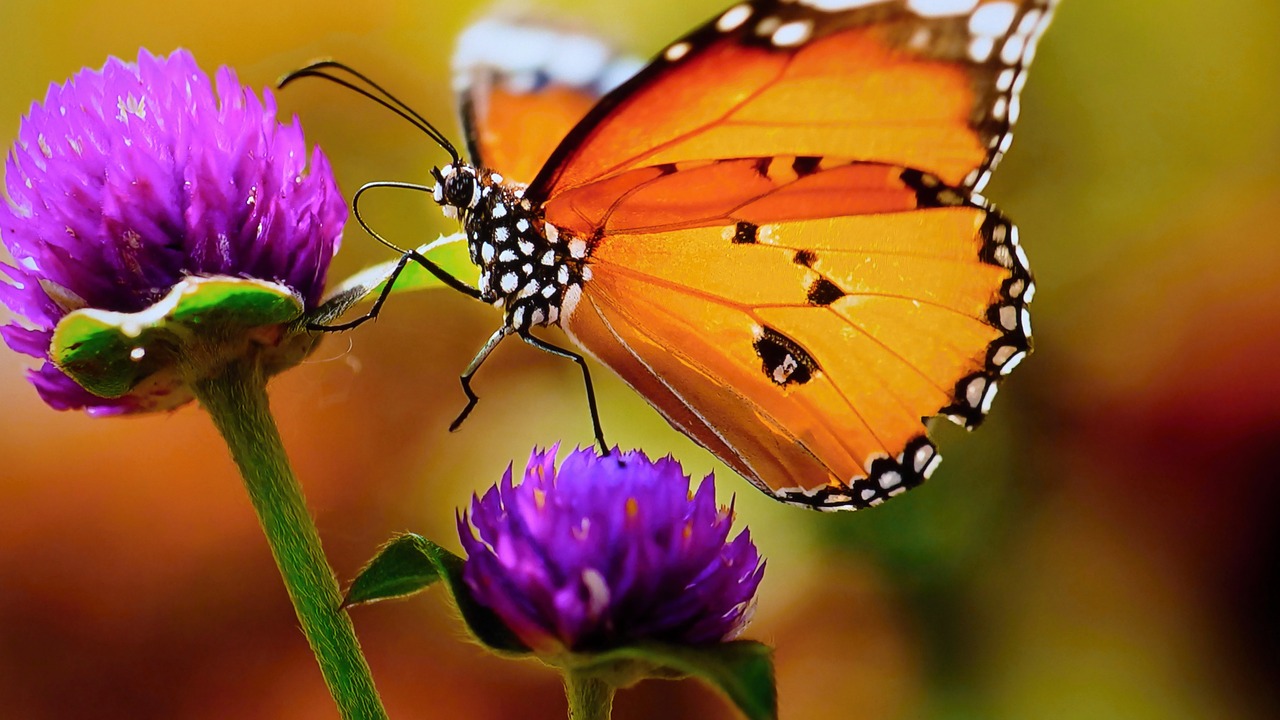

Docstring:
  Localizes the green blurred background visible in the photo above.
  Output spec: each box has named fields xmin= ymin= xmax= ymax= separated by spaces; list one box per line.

xmin=2 ymin=1 xmax=1278 ymax=718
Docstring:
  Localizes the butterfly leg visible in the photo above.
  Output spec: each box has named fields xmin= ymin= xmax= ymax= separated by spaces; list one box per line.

xmin=518 ymin=331 xmax=608 ymax=453
xmin=307 ymin=251 xmax=412 ymax=333
xmin=450 ymin=325 xmax=514 ymax=432
xmin=308 ymin=247 xmax=482 ymax=333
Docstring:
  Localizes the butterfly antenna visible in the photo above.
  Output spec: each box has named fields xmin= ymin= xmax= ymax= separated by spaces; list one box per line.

xmin=350 ymin=181 xmax=481 ymax=299
xmin=279 ymin=60 xmax=460 ymax=163
xmin=351 ymin=181 xmax=420 ymax=256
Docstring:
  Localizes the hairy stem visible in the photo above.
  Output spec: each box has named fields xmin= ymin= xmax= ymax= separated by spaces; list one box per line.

xmin=192 ymin=356 xmax=387 ymax=720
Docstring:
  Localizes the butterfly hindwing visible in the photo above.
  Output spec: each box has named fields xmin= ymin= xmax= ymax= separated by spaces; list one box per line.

xmin=562 ymin=163 xmax=1030 ymax=509
xmin=453 ymin=19 xmax=644 ymax=184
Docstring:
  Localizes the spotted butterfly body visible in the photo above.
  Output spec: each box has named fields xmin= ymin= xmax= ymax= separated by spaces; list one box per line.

xmin=433 ymin=0 xmax=1054 ymax=510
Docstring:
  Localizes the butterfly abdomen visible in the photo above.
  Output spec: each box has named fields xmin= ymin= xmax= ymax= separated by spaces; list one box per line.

xmin=445 ymin=163 xmax=591 ymax=330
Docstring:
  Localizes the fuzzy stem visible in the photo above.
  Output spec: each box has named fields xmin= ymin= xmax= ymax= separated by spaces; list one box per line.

xmin=564 ymin=672 xmax=615 ymax=720
xmin=191 ymin=356 xmax=387 ymax=720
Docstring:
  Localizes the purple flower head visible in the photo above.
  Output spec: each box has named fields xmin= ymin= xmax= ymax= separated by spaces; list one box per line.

xmin=0 ymin=49 xmax=345 ymax=414
xmin=458 ymin=446 xmax=766 ymax=655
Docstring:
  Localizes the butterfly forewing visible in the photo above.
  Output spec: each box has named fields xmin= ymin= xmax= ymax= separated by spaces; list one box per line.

xmin=529 ymin=0 xmax=1057 ymax=201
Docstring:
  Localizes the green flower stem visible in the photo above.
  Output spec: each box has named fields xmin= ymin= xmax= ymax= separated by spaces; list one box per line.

xmin=191 ymin=356 xmax=388 ymax=720
xmin=565 ymin=672 xmax=615 ymax=720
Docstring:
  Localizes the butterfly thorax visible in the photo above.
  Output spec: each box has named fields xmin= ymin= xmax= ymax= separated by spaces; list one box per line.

xmin=433 ymin=162 xmax=590 ymax=330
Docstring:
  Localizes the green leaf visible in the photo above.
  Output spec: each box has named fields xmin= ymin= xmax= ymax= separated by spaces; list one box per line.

xmin=578 ymin=641 xmax=777 ymax=720
xmin=303 ymin=239 xmax=476 ymax=328
xmin=343 ymin=534 xmax=446 ymax=607
xmin=344 ymin=533 xmax=528 ymax=654
xmin=50 ymin=276 xmax=307 ymax=408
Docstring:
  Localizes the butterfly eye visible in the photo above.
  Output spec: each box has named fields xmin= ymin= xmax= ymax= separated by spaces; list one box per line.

xmin=442 ymin=171 xmax=478 ymax=209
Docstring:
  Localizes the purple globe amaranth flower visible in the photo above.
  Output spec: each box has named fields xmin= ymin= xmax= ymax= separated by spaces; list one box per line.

xmin=458 ymin=446 xmax=766 ymax=656
xmin=0 ymin=49 xmax=345 ymax=414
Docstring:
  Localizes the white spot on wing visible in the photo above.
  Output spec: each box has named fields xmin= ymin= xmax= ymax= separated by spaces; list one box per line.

xmin=913 ymin=444 xmax=934 ymax=473
xmin=924 ymin=453 xmax=943 ymax=479
xmin=1001 ymin=33 xmax=1027 ymax=65
xmin=878 ymin=471 xmax=902 ymax=489
xmin=968 ymin=35 xmax=995 ymax=63
xmin=980 ymin=381 xmax=1000 ymax=413
xmin=717 ymin=4 xmax=753 ymax=32
xmin=966 ymin=376 xmax=987 ymax=408
xmin=797 ymin=0 xmax=884 ymax=9
xmin=999 ymin=304 xmax=1018 ymax=331
xmin=970 ymin=2 xmax=1018 ymax=37
xmin=1000 ymin=350 xmax=1026 ymax=375
xmin=772 ymin=20 xmax=813 ymax=47
xmin=996 ymin=68 xmax=1016 ymax=91
xmin=907 ymin=0 xmax=979 ymax=17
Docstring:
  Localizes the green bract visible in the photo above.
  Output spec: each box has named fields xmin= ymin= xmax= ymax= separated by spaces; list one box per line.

xmin=51 ymin=276 xmax=311 ymax=411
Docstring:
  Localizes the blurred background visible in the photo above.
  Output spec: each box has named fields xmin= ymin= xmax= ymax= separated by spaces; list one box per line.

xmin=2 ymin=0 xmax=1278 ymax=718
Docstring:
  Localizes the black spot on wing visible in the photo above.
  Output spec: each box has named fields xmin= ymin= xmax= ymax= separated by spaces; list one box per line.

xmin=793 ymin=249 xmax=816 ymax=267
xmin=807 ymin=277 xmax=845 ymax=307
xmin=792 ymin=156 xmax=822 ymax=177
xmin=731 ymin=221 xmax=758 ymax=244
xmin=899 ymin=168 xmax=966 ymax=208
xmin=753 ymin=326 xmax=818 ymax=386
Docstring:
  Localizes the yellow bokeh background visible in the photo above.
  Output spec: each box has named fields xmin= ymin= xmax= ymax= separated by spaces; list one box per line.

xmin=2 ymin=1 xmax=1279 ymax=718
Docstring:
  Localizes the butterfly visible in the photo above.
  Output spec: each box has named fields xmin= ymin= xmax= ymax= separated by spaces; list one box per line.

xmin=288 ymin=0 xmax=1053 ymax=511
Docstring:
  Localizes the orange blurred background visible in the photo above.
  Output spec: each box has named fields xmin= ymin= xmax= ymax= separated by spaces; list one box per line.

xmin=2 ymin=1 xmax=1278 ymax=718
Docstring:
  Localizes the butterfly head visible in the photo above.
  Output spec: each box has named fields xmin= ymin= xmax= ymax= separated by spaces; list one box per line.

xmin=431 ymin=163 xmax=482 ymax=220
xmin=429 ymin=161 xmax=593 ymax=332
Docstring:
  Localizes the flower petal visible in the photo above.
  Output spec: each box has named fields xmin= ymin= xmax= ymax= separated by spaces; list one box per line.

xmin=459 ymin=447 xmax=764 ymax=652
